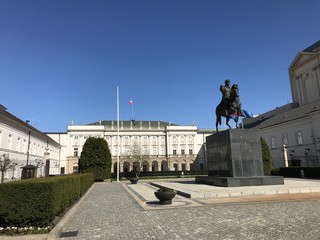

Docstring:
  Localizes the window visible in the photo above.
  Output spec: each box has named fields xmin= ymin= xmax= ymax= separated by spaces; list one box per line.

xmin=182 ymin=163 xmax=186 ymax=171
xmin=114 ymin=146 xmax=118 ymax=155
xmin=143 ymin=146 xmax=148 ymax=154
xmin=282 ymin=134 xmax=288 ymax=146
xmin=143 ymin=136 xmax=148 ymax=145
xmin=297 ymin=131 xmax=303 ymax=145
xmin=188 ymin=135 xmax=193 ymax=144
xmin=74 ymin=148 xmax=79 ymax=157
xmin=123 ymin=146 xmax=129 ymax=155
xmin=189 ymin=149 xmax=193 ymax=155
xmin=172 ymin=135 xmax=177 ymax=144
xmin=17 ymin=137 xmax=21 ymax=152
xmin=152 ymin=136 xmax=157 ymax=145
xmin=173 ymin=163 xmax=178 ymax=171
xmin=23 ymin=139 xmax=27 ymax=152
xmin=152 ymin=146 xmax=157 ymax=155
xmin=160 ymin=136 xmax=165 ymax=145
xmin=173 ymin=149 xmax=177 ymax=155
xmin=181 ymin=149 xmax=185 ymax=155
xmin=160 ymin=146 xmax=165 ymax=155
xmin=74 ymin=135 xmax=79 ymax=140
xmin=132 ymin=136 xmax=139 ymax=146
xmin=124 ymin=136 xmax=129 ymax=145
xmin=8 ymin=134 xmax=12 ymax=150
xmin=180 ymin=135 xmax=185 ymax=144
xmin=270 ymin=136 xmax=276 ymax=149
xmin=72 ymin=166 xmax=78 ymax=174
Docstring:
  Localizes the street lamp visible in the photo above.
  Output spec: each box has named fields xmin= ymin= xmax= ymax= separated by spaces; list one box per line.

xmin=11 ymin=161 xmax=18 ymax=180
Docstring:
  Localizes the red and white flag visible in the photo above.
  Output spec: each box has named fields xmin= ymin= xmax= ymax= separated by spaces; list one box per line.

xmin=129 ymin=100 xmax=133 ymax=104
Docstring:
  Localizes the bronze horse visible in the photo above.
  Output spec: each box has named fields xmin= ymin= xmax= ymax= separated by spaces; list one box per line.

xmin=215 ymin=84 xmax=242 ymax=132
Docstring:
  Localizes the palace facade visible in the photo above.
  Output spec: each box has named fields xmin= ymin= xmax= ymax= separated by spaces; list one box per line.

xmin=243 ymin=40 xmax=320 ymax=168
xmin=0 ymin=105 xmax=61 ymax=180
xmin=47 ymin=121 xmax=214 ymax=175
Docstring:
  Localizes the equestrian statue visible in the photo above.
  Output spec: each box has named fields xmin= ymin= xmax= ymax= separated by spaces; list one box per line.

xmin=215 ymin=79 xmax=242 ymax=132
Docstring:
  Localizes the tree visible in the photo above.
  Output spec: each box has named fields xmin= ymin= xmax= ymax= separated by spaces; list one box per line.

xmin=261 ymin=137 xmax=272 ymax=175
xmin=79 ymin=137 xmax=111 ymax=181
xmin=0 ymin=154 xmax=14 ymax=183
xmin=127 ymin=145 xmax=149 ymax=179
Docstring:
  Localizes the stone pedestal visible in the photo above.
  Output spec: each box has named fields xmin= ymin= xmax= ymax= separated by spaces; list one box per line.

xmin=195 ymin=129 xmax=284 ymax=187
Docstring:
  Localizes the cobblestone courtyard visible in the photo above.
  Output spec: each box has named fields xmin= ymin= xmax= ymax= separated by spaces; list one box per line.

xmin=57 ymin=182 xmax=320 ymax=240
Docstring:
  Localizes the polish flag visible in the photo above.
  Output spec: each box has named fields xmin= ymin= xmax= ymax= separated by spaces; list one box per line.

xmin=129 ymin=100 xmax=133 ymax=104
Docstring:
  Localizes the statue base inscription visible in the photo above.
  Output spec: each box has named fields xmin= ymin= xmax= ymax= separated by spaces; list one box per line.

xmin=195 ymin=129 xmax=284 ymax=187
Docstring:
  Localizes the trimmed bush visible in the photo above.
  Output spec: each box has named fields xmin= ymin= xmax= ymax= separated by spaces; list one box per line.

xmin=280 ymin=167 xmax=320 ymax=178
xmin=0 ymin=173 xmax=94 ymax=228
xmin=111 ymin=170 xmax=208 ymax=179
xmin=271 ymin=168 xmax=280 ymax=176
xmin=261 ymin=137 xmax=272 ymax=175
xmin=79 ymin=137 xmax=111 ymax=181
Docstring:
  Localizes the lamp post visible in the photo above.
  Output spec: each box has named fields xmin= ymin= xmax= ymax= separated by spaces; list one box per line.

xmin=26 ymin=131 xmax=31 ymax=165
xmin=282 ymin=145 xmax=288 ymax=167
xmin=11 ymin=161 xmax=17 ymax=180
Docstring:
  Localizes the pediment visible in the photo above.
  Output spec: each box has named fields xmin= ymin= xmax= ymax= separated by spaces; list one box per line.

xmin=289 ymin=52 xmax=315 ymax=70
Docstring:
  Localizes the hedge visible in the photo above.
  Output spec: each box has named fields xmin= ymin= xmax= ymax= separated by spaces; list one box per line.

xmin=111 ymin=170 xmax=208 ymax=179
xmin=0 ymin=173 xmax=94 ymax=228
xmin=279 ymin=167 xmax=320 ymax=178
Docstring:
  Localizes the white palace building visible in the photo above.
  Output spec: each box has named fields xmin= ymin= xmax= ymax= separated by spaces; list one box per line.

xmin=47 ymin=121 xmax=213 ymax=175
xmin=0 ymin=104 xmax=214 ymax=179
xmin=244 ymin=40 xmax=320 ymax=168
xmin=1 ymin=40 xmax=320 ymax=180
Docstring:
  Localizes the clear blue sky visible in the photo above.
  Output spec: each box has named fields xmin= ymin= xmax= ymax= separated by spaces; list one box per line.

xmin=1 ymin=0 xmax=319 ymax=132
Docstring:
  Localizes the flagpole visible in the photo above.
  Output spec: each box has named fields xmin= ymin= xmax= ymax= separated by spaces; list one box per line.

xmin=117 ymin=86 xmax=120 ymax=182
xmin=131 ymin=101 xmax=134 ymax=120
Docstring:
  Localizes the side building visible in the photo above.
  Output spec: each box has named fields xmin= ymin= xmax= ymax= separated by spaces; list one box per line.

xmin=47 ymin=120 xmax=214 ymax=175
xmin=243 ymin=40 xmax=320 ymax=168
xmin=0 ymin=105 xmax=61 ymax=180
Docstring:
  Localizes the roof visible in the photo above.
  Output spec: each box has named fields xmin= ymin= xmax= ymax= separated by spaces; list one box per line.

xmin=243 ymin=103 xmax=299 ymax=128
xmin=259 ymin=100 xmax=320 ymax=129
xmin=303 ymin=40 xmax=320 ymax=53
xmin=0 ymin=105 xmax=61 ymax=146
xmin=289 ymin=40 xmax=320 ymax=70
xmin=87 ymin=120 xmax=178 ymax=129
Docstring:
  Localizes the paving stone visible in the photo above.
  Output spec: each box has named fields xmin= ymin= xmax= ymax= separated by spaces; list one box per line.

xmin=58 ymin=181 xmax=320 ymax=240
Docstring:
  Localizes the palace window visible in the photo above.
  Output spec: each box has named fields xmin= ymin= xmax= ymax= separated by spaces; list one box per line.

xmin=270 ymin=136 xmax=276 ymax=149
xmin=296 ymin=131 xmax=303 ymax=145
xmin=152 ymin=146 xmax=157 ymax=155
xmin=8 ymin=134 xmax=12 ymax=150
xmin=172 ymin=135 xmax=177 ymax=144
xmin=160 ymin=146 xmax=165 ymax=155
xmin=152 ymin=136 xmax=157 ymax=145
xmin=143 ymin=146 xmax=148 ymax=154
xmin=282 ymin=134 xmax=288 ymax=146
xmin=74 ymin=148 xmax=79 ymax=157
xmin=143 ymin=136 xmax=148 ymax=145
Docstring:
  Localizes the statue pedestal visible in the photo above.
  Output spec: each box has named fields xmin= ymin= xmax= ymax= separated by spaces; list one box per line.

xmin=195 ymin=129 xmax=284 ymax=187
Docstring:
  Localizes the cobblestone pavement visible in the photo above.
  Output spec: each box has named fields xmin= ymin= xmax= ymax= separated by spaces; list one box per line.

xmin=59 ymin=182 xmax=320 ymax=240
